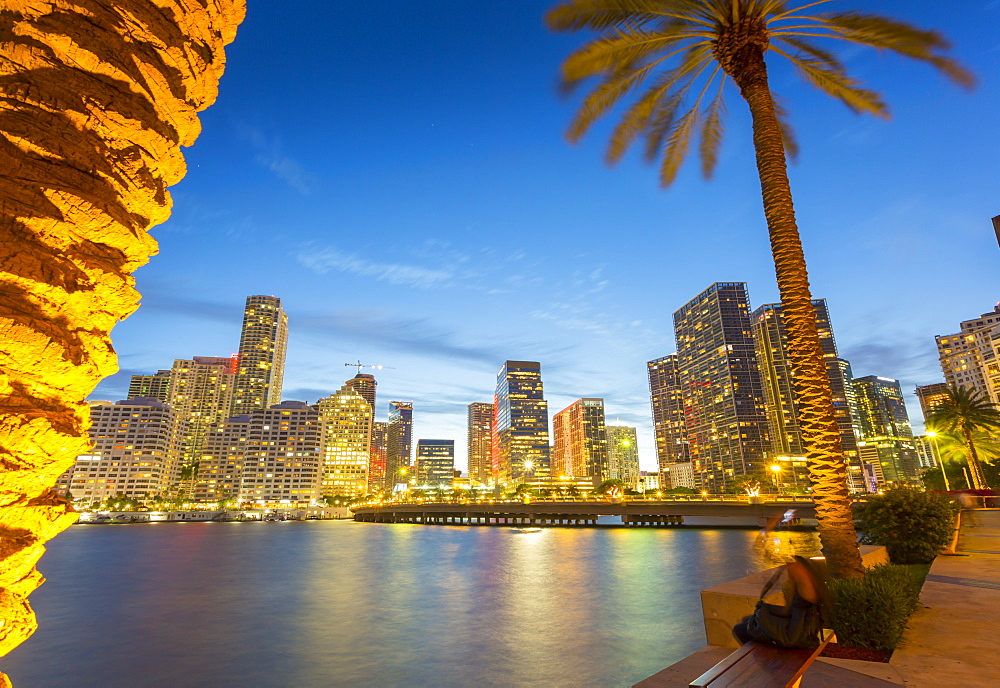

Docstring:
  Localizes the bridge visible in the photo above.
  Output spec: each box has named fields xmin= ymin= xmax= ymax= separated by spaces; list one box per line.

xmin=350 ymin=497 xmax=836 ymax=528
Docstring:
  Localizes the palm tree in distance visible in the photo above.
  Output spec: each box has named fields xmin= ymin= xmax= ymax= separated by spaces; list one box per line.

xmin=926 ymin=387 xmax=1000 ymax=490
xmin=545 ymin=0 xmax=973 ymax=579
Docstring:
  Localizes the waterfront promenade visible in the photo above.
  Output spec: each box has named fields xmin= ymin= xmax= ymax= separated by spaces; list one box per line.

xmin=636 ymin=509 xmax=1000 ymax=687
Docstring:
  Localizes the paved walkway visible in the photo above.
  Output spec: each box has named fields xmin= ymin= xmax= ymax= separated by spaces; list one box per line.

xmin=636 ymin=509 xmax=1000 ymax=687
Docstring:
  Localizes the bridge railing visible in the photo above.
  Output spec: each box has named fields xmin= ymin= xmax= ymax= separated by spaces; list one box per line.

xmin=347 ymin=494 xmax=863 ymax=510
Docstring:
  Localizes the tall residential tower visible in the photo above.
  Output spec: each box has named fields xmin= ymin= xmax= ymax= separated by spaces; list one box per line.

xmin=493 ymin=361 xmax=550 ymax=484
xmin=232 ymin=295 xmax=288 ymax=415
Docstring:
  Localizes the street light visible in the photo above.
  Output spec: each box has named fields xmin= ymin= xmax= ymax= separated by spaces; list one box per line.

xmin=926 ymin=431 xmax=950 ymax=492
xmin=769 ymin=464 xmax=783 ymax=496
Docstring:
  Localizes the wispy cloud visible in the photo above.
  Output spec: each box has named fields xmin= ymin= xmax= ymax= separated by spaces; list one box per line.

xmin=239 ymin=125 xmax=312 ymax=194
xmin=295 ymin=246 xmax=454 ymax=289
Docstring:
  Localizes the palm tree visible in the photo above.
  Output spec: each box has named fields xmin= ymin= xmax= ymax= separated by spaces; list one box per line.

xmin=926 ymin=387 xmax=1000 ymax=490
xmin=546 ymin=0 xmax=971 ymax=579
xmin=0 ymin=1 xmax=245 ymax=664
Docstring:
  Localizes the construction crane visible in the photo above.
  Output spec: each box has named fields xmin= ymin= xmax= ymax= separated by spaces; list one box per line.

xmin=344 ymin=360 xmax=395 ymax=374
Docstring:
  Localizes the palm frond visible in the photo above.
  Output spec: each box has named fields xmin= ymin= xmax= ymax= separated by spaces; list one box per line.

xmin=820 ymin=11 xmax=975 ymax=89
xmin=606 ymin=72 xmax=686 ymax=165
xmin=776 ymin=35 xmax=844 ymax=74
xmin=560 ymin=25 xmax=701 ymax=88
xmin=659 ymin=105 xmax=700 ymax=186
xmin=698 ymin=76 xmax=726 ymax=178
xmin=771 ymin=94 xmax=799 ymax=162
xmin=567 ymin=60 xmax=663 ymax=142
xmin=546 ymin=0 xmax=712 ymax=32
xmin=637 ymin=44 xmax=714 ymax=161
xmin=770 ymin=45 xmax=887 ymax=117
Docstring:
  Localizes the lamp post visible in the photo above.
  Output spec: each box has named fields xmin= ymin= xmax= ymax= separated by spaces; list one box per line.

xmin=769 ymin=464 xmax=783 ymax=496
xmin=926 ymin=431 xmax=949 ymax=492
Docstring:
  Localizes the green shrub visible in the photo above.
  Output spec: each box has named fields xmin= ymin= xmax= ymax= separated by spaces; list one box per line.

xmin=830 ymin=564 xmax=927 ymax=655
xmin=858 ymin=486 xmax=959 ymax=564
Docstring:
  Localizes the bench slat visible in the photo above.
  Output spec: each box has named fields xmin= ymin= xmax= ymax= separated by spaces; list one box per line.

xmin=690 ymin=631 xmax=833 ymax=688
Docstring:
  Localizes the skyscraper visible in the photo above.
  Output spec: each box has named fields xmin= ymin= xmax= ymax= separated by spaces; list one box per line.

xmin=166 ymin=356 xmax=236 ymax=466
xmin=853 ymin=376 xmax=919 ymax=485
xmin=344 ymin=373 xmax=377 ymax=412
xmin=384 ymin=401 xmax=413 ymax=490
xmin=552 ymin=398 xmax=609 ymax=484
xmin=235 ymin=401 xmax=322 ymax=506
xmin=493 ymin=361 xmax=551 ymax=485
xmin=415 ymin=440 xmax=455 ymax=487
xmin=673 ymin=283 xmax=770 ymax=493
xmin=647 ymin=354 xmax=689 ymax=474
xmin=317 ymin=385 xmax=373 ymax=498
xmin=232 ymin=295 xmax=288 ymax=415
xmin=751 ymin=300 xmax=862 ymax=490
xmin=935 ymin=304 xmax=1000 ymax=405
xmin=467 ymin=402 xmax=494 ymax=486
xmin=127 ymin=370 xmax=171 ymax=402
xmin=369 ymin=421 xmax=388 ymax=492
xmin=607 ymin=425 xmax=639 ymax=488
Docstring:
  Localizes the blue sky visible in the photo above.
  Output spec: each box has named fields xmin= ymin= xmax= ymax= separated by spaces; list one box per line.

xmin=93 ymin=1 xmax=1000 ymax=471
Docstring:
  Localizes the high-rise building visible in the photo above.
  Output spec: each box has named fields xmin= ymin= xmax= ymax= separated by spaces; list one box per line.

xmin=317 ymin=385 xmax=373 ymax=498
xmin=673 ymin=283 xmax=770 ymax=492
xmin=55 ymin=398 xmax=184 ymax=502
xmin=751 ymin=300 xmax=863 ymax=491
xmin=467 ymin=402 xmax=494 ymax=486
xmin=195 ymin=413 xmax=250 ymax=503
xmin=232 ymin=295 xmax=288 ymax=415
xmin=935 ymin=304 xmax=1000 ymax=405
xmin=235 ymin=401 xmax=322 ymax=506
xmin=415 ymin=440 xmax=455 ymax=487
xmin=369 ymin=421 xmax=388 ymax=492
xmin=166 ymin=356 xmax=236 ymax=467
xmin=853 ymin=376 xmax=919 ymax=485
xmin=344 ymin=373 xmax=377 ymax=412
xmin=647 ymin=354 xmax=689 ymax=473
xmin=607 ymin=425 xmax=639 ymax=488
xmin=552 ymin=398 xmax=609 ymax=483
xmin=916 ymin=382 xmax=950 ymax=420
xmin=493 ymin=361 xmax=551 ymax=485
xmin=385 ymin=401 xmax=413 ymax=490
xmin=127 ymin=371 xmax=171 ymax=402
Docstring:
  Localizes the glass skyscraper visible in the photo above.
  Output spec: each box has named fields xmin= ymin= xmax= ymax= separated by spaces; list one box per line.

xmin=384 ymin=401 xmax=413 ymax=491
xmin=493 ymin=360 xmax=550 ymax=485
xmin=647 ymin=354 xmax=689 ymax=474
xmin=415 ymin=439 xmax=455 ymax=487
xmin=607 ymin=425 xmax=639 ymax=488
xmin=232 ymin=295 xmax=288 ymax=415
xmin=852 ymin=375 xmax=919 ymax=484
xmin=673 ymin=283 xmax=770 ymax=493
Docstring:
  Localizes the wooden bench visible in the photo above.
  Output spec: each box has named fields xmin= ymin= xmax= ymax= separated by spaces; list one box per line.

xmin=689 ymin=631 xmax=834 ymax=687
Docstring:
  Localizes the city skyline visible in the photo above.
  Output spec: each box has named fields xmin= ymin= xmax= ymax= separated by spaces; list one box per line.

xmin=90 ymin=2 xmax=999 ymax=471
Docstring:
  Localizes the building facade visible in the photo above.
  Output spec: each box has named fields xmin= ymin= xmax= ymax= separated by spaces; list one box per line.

xmin=369 ymin=421 xmax=388 ymax=492
xmin=232 ymin=295 xmax=288 ymax=415
xmin=673 ymin=283 xmax=771 ymax=493
xmin=415 ymin=440 xmax=455 ymax=487
xmin=552 ymin=398 xmax=610 ymax=483
xmin=317 ymin=385 xmax=373 ymax=498
xmin=935 ymin=304 xmax=1000 ymax=405
xmin=915 ymin=382 xmax=951 ymax=421
xmin=607 ymin=425 xmax=640 ymax=488
xmin=127 ymin=371 xmax=171 ymax=402
xmin=56 ymin=399 xmax=185 ymax=503
xmin=467 ymin=402 xmax=494 ymax=486
xmin=647 ymin=354 xmax=689 ymax=473
xmin=384 ymin=401 xmax=413 ymax=491
xmin=493 ymin=361 xmax=551 ymax=485
xmin=853 ymin=376 xmax=919 ymax=485
xmin=166 ymin=356 xmax=236 ymax=467
xmin=235 ymin=401 xmax=322 ymax=506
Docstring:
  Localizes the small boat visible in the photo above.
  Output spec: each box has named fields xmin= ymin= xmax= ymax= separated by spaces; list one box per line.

xmin=511 ymin=527 xmax=542 ymax=534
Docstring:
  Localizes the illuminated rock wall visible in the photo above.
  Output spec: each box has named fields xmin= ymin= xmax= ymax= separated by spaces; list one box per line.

xmin=0 ymin=0 xmax=246 ymax=672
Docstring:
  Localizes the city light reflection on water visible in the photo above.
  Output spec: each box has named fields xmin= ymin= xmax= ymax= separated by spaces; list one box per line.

xmin=5 ymin=522 xmax=818 ymax=688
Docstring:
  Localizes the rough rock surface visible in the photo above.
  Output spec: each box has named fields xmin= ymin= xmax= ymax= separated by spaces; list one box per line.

xmin=0 ymin=0 xmax=245 ymax=677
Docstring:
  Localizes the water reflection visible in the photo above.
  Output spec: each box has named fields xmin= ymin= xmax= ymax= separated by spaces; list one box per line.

xmin=7 ymin=523 xmax=810 ymax=688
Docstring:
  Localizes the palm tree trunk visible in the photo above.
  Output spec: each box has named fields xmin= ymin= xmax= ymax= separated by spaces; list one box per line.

xmin=721 ymin=39 xmax=864 ymax=579
xmin=961 ymin=423 xmax=988 ymax=489
xmin=0 ymin=0 xmax=245 ymax=672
